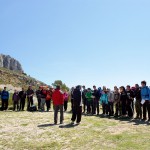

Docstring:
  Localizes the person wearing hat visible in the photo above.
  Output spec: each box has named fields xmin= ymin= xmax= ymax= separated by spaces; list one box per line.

xmin=71 ymin=85 xmax=82 ymax=124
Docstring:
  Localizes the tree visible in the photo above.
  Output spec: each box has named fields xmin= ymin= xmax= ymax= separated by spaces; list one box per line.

xmin=52 ymin=80 xmax=69 ymax=91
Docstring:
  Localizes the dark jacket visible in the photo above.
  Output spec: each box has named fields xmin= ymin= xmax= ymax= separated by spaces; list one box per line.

xmin=82 ymin=89 xmax=87 ymax=100
xmin=26 ymin=89 xmax=34 ymax=98
xmin=13 ymin=93 xmax=20 ymax=102
xmin=36 ymin=90 xmax=41 ymax=99
xmin=134 ymin=88 xmax=141 ymax=102
xmin=120 ymin=92 xmax=127 ymax=104
xmin=40 ymin=90 xmax=47 ymax=99
xmin=126 ymin=90 xmax=134 ymax=104
xmin=1 ymin=90 xmax=9 ymax=100
xmin=19 ymin=91 xmax=26 ymax=100
xmin=73 ymin=88 xmax=82 ymax=107
xmin=93 ymin=89 xmax=100 ymax=99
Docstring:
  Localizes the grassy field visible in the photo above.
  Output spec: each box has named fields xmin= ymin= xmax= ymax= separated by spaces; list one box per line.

xmin=0 ymin=105 xmax=150 ymax=150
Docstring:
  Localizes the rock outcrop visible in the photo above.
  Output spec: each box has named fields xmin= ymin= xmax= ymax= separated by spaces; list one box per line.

xmin=0 ymin=54 xmax=23 ymax=72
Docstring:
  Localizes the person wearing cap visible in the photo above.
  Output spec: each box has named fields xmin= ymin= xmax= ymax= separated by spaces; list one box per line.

xmin=52 ymin=85 xmax=64 ymax=124
xmin=71 ymin=85 xmax=82 ymax=125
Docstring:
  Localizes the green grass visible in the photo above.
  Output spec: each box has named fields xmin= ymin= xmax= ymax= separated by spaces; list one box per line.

xmin=0 ymin=105 xmax=150 ymax=150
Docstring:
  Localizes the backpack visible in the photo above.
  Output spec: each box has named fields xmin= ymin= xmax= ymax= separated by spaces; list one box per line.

xmin=29 ymin=105 xmax=37 ymax=112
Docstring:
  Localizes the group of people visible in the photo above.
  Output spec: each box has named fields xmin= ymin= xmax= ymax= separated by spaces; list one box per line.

xmin=0 ymin=80 xmax=150 ymax=125
xmin=0 ymin=86 xmax=34 ymax=111
xmin=70 ymin=80 xmax=150 ymax=124
xmin=0 ymin=86 xmax=69 ymax=113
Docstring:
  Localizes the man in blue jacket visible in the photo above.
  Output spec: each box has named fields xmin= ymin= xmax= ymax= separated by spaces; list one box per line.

xmin=1 ymin=87 xmax=9 ymax=111
xmin=141 ymin=81 xmax=150 ymax=121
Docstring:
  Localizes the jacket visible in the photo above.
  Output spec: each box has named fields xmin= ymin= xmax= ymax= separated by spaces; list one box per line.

xmin=41 ymin=90 xmax=47 ymax=99
xmin=113 ymin=92 xmax=120 ymax=103
xmin=1 ymin=90 xmax=9 ymax=100
xmin=19 ymin=91 xmax=26 ymax=100
xmin=13 ymin=93 xmax=20 ymax=102
xmin=86 ymin=92 xmax=93 ymax=101
xmin=93 ymin=89 xmax=100 ymax=99
xmin=120 ymin=92 xmax=127 ymax=104
xmin=64 ymin=92 xmax=69 ymax=101
xmin=108 ymin=92 xmax=114 ymax=102
xmin=141 ymin=86 xmax=150 ymax=100
xmin=27 ymin=89 xmax=34 ymax=97
xmin=73 ymin=88 xmax=82 ymax=107
xmin=134 ymin=88 xmax=141 ymax=101
xmin=100 ymin=92 xmax=108 ymax=104
xmin=52 ymin=89 xmax=64 ymax=105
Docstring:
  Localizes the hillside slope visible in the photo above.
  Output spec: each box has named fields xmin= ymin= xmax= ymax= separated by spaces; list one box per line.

xmin=0 ymin=67 xmax=46 ymax=91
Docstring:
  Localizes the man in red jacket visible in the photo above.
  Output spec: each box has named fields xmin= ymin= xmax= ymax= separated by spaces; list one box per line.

xmin=52 ymin=85 xmax=64 ymax=124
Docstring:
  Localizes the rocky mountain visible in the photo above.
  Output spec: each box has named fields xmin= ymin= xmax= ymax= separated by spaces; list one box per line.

xmin=0 ymin=54 xmax=23 ymax=72
xmin=0 ymin=54 xmax=46 ymax=91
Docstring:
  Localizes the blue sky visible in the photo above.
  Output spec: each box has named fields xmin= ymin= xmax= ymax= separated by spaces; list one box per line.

xmin=0 ymin=0 xmax=150 ymax=89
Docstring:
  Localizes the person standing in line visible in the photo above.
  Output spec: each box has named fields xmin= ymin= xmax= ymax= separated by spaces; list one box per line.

xmin=64 ymin=90 xmax=69 ymax=112
xmin=40 ymin=87 xmax=47 ymax=112
xmin=71 ymin=85 xmax=82 ymax=125
xmin=92 ymin=86 xmax=100 ymax=115
xmin=119 ymin=86 xmax=127 ymax=118
xmin=113 ymin=86 xmax=121 ymax=117
xmin=100 ymin=86 xmax=108 ymax=116
xmin=82 ymin=86 xmax=87 ymax=114
xmin=1 ymin=87 xmax=9 ymax=111
xmin=12 ymin=90 xmax=20 ymax=111
xmin=19 ymin=88 xmax=26 ymax=111
xmin=141 ymin=81 xmax=150 ymax=121
xmin=134 ymin=84 xmax=142 ymax=119
xmin=70 ymin=87 xmax=75 ymax=112
xmin=86 ymin=88 xmax=93 ymax=114
xmin=107 ymin=89 xmax=114 ymax=116
xmin=45 ymin=87 xmax=53 ymax=112
xmin=52 ymin=85 xmax=64 ymax=124
xmin=126 ymin=85 xmax=134 ymax=118
xmin=36 ymin=87 xmax=42 ymax=110
xmin=26 ymin=86 xmax=34 ymax=111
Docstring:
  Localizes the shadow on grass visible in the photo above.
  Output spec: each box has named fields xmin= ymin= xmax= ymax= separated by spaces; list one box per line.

xmin=59 ymin=123 xmax=79 ymax=128
xmin=127 ymin=119 xmax=150 ymax=126
xmin=37 ymin=123 xmax=56 ymax=128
